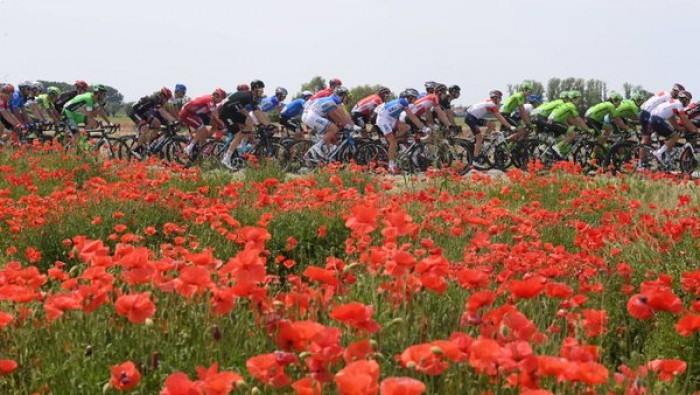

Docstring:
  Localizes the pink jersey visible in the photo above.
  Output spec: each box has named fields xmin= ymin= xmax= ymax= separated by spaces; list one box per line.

xmin=182 ymin=95 xmax=215 ymax=115
xmin=467 ymin=99 xmax=499 ymax=119
xmin=310 ymin=88 xmax=332 ymax=101
xmin=351 ymin=94 xmax=382 ymax=116
xmin=651 ymin=99 xmax=685 ymax=120
xmin=409 ymin=94 xmax=439 ymax=117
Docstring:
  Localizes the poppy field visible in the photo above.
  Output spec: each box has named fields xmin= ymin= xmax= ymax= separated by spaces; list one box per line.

xmin=1 ymin=144 xmax=700 ymax=394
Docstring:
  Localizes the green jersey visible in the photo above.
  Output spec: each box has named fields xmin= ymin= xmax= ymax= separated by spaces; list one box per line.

xmin=584 ymin=101 xmax=615 ymax=123
xmin=35 ymin=94 xmax=54 ymax=110
xmin=549 ymin=102 xmax=579 ymax=124
xmin=612 ymin=99 xmax=639 ymax=119
xmin=532 ymin=99 xmax=564 ymax=118
xmin=63 ymin=93 xmax=97 ymax=114
xmin=501 ymin=92 xmax=526 ymax=114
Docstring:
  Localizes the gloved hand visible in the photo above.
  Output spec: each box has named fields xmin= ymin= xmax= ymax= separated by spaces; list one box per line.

xmin=421 ymin=126 xmax=431 ymax=134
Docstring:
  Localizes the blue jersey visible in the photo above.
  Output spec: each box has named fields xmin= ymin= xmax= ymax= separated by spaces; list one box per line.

xmin=259 ymin=96 xmax=282 ymax=113
xmin=10 ymin=91 xmax=26 ymax=112
xmin=381 ymin=98 xmax=410 ymax=119
xmin=308 ymin=95 xmax=342 ymax=115
xmin=280 ymin=98 xmax=306 ymax=118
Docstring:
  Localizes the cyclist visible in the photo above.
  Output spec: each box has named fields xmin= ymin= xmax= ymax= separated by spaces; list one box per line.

xmin=376 ymin=88 xmax=430 ymax=174
xmin=250 ymin=87 xmax=287 ymax=125
xmin=465 ymin=89 xmax=517 ymax=158
xmin=639 ymin=83 xmax=684 ymax=142
xmin=309 ymin=78 xmax=343 ymax=100
xmin=9 ymin=81 xmax=34 ymax=126
xmin=24 ymin=82 xmax=51 ymax=125
xmin=606 ymin=91 xmax=645 ymax=134
xmin=407 ymin=83 xmax=457 ymax=135
xmin=180 ymin=88 xmax=227 ymax=156
xmin=584 ymin=91 xmax=624 ymax=135
xmin=549 ymin=91 xmax=594 ymax=158
xmin=55 ymin=81 xmax=90 ymax=113
xmin=218 ymin=80 xmax=273 ymax=170
xmin=279 ymin=90 xmax=313 ymax=137
xmin=303 ymin=86 xmax=360 ymax=160
xmin=420 ymin=81 xmax=437 ymax=98
xmin=35 ymin=86 xmax=63 ymax=124
xmin=129 ymin=87 xmax=179 ymax=152
xmin=165 ymin=83 xmax=189 ymax=117
xmin=62 ymin=84 xmax=111 ymax=143
xmin=511 ymin=94 xmax=542 ymax=124
xmin=439 ymin=85 xmax=462 ymax=129
xmin=0 ymin=84 xmax=25 ymax=138
xmin=350 ymin=86 xmax=391 ymax=132
xmin=650 ymin=90 xmax=696 ymax=166
xmin=500 ymin=81 xmax=535 ymax=141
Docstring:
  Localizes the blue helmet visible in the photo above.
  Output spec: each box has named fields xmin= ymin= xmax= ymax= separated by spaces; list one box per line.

xmin=175 ymin=84 xmax=187 ymax=93
xmin=528 ymin=94 xmax=542 ymax=104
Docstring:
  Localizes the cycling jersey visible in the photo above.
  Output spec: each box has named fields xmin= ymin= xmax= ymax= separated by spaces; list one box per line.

xmin=651 ymin=99 xmax=685 ymax=120
xmin=548 ymin=102 xmax=579 ymax=124
xmin=55 ymin=90 xmax=78 ymax=112
xmin=259 ymin=96 xmax=282 ymax=113
xmin=280 ymin=98 xmax=306 ymax=118
xmin=132 ymin=94 xmax=161 ymax=115
xmin=640 ymin=91 xmax=671 ymax=112
xmin=410 ymin=94 xmax=439 ymax=117
xmin=686 ymin=103 xmax=700 ymax=120
xmin=500 ymin=92 xmax=526 ymax=114
xmin=222 ymin=91 xmax=260 ymax=112
xmin=531 ymin=100 xmax=564 ymax=118
xmin=307 ymin=95 xmax=342 ymax=115
xmin=467 ymin=99 xmax=499 ymax=120
xmin=35 ymin=94 xmax=54 ymax=110
xmin=182 ymin=95 xmax=216 ymax=115
xmin=63 ymin=93 xmax=98 ymax=113
xmin=9 ymin=91 xmax=26 ymax=112
xmin=309 ymin=88 xmax=332 ymax=101
xmin=377 ymin=98 xmax=410 ymax=119
xmin=168 ymin=96 xmax=190 ymax=111
xmin=351 ymin=94 xmax=382 ymax=116
xmin=612 ymin=100 xmax=640 ymax=119
xmin=585 ymin=101 xmax=616 ymax=123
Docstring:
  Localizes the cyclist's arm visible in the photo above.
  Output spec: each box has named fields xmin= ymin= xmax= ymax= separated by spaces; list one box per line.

xmin=612 ymin=116 xmax=628 ymax=131
xmin=157 ymin=107 xmax=178 ymax=123
xmin=678 ymin=113 xmax=698 ymax=133
xmin=253 ymin=109 xmax=271 ymax=125
xmin=404 ymin=109 xmax=426 ymax=129
xmin=518 ymin=104 xmax=531 ymax=125
xmin=493 ymin=112 xmax=513 ymax=129
xmin=12 ymin=107 xmax=29 ymax=124
xmin=329 ymin=106 xmax=352 ymax=126
xmin=569 ymin=117 xmax=591 ymax=133
xmin=433 ymin=106 xmax=452 ymax=127
xmin=0 ymin=108 xmax=23 ymax=129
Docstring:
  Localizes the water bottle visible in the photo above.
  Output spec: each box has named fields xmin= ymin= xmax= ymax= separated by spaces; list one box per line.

xmin=237 ymin=143 xmax=253 ymax=157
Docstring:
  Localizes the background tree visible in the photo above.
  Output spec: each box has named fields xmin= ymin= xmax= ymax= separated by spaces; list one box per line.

xmin=347 ymin=84 xmax=381 ymax=110
xmin=300 ymin=76 xmax=326 ymax=94
xmin=507 ymin=80 xmax=545 ymax=96
xmin=38 ymin=80 xmax=125 ymax=116
xmin=583 ymin=79 xmax=607 ymax=107
xmin=623 ymin=82 xmax=653 ymax=100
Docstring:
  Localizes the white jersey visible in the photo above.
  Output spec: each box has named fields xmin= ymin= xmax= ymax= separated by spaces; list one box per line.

xmin=641 ymin=91 xmax=671 ymax=112
xmin=651 ymin=99 xmax=685 ymax=120
xmin=467 ymin=100 xmax=499 ymax=120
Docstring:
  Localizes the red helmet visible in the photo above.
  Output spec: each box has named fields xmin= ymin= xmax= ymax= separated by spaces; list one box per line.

xmin=237 ymin=84 xmax=250 ymax=91
xmin=1 ymin=84 xmax=14 ymax=94
xmin=160 ymin=87 xmax=173 ymax=100
xmin=75 ymin=80 xmax=89 ymax=90
xmin=213 ymin=88 xmax=227 ymax=99
xmin=329 ymin=78 xmax=343 ymax=88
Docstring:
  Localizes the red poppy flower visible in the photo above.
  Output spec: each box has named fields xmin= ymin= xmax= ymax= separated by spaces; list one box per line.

xmin=380 ymin=377 xmax=426 ymax=395
xmin=160 ymin=372 xmax=203 ymax=395
xmin=246 ymin=352 xmax=297 ymax=388
xmin=345 ymin=204 xmax=380 ymax=235
xmin=115 ymin=292 xmax=156 ymax=324
xmin=291 ymin=377 xmax=322 ymax=395
xmin=196 ymin=362 xmax=244 ymax=394
xmin=676 ymin=313 xmax=700 ymax=336
xmin=330 ymin=302 xmax=381 ymax=333
xmin=276 ymin=321 xmax=325 ymax=351
xmin=334 ymin=360 xmax=380 ymax=395
xmin=646 ymin=359 xmax=687 ymax=381
xmin=0 ymin=359 xmax=18 ymax=375
xmin=627 ymin=294 xmax=653 ymax=320
xmin=110 ymin=361 xmax=141 ymax=391
xmin=508 ymin=277 xmax=545 ymax=299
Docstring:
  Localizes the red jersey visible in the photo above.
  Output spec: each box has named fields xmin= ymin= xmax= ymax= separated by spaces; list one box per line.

xmin=0 ymin=96 xmax=8 ymax=110
xmin=310 ymin=88 xmax=332 ymax=101
xmin=351 ymin=94 xmax=382 ymax=116
xmin=409 ymin=94 xmax=439 ymax=117
xmin=182 ymin=95 xmax=216 ymax=115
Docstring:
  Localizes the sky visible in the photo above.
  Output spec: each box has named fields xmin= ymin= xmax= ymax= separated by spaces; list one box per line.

xmin=1 ymin=0 xmax=699 ymax=106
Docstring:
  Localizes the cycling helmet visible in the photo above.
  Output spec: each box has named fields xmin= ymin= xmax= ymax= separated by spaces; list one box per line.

xmin=32 ymin=81 xmax=45 ymax=92
xmin=92 ymin=84 xmax=107 ymax=93
xmin=275 ymin=87 xmax=288 ymax=97
xmin=489 ymin=89 xmax=503 ymax=99
xmin=301 ymin=90 xmax=313 ymax=99
xmin=528 ymin=94 xmax=542 ymax=104
xmin=237 ymin=84 xmax=250 ymax=91
xmin=403 ymin=88 xmax=420 ymax=99
xmin=175 ymin=83 xmax=187 ymax=93
xmin=448 ymin=85 xmax=461 ymax=93
xmin=608 ymin=91 xmax=623 ymax=102
xmin=1 ymin=84 xmax=15 ymax=94
xmin=434 ymin=83 xmax=448 ymax=94
xmin=568 ymin=90 xmax=582 ymax=99
xmin=75 ymin=80 xmax=89 ymax=90
xmin=424 ymin=81 xmax=437 ymax=92
xmin=329 ymin=78 xmax=343 ymax=88
xmin=333 ymin=86 xmax=350 ymax=97
xmin=47 ymin=86 xmax=62 ymax=96
xmin=673 ymin=83 xmax=685 ymax=91
xmin=250 ymin=80 xmax=265 ymax=90
xmin=160 ymin=87 xmax=173 ymax=100
xmin=213 ymin=88 xmax=227 ymax=98
xmin=630 ymin=91 xmax=645 ymax=103
xmin=377 ymin=86 xmax=391 ymax=96
xmin=18 ymin=81 xmax=32 ymax=89
xmin=678 ymin=90 xmax=692 ymax=102
xmin=520 ymin=81 xmax=534 ymax=92
xmin=559 ymin=91 xmax=570 ymax=100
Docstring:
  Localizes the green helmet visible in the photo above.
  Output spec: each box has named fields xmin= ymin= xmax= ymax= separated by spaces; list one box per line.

xmin=559 ymin=91 xmax=570 ymax=100
xmin=630 ymin=91 xmax=645 ymax=103
xmin=568 ymin=90 xmax=582 ymax=100
xmin=608 ymin=91 xmax=623 ymax=102
xmin=92 ymin=84 xmax=107 ymax=93
xmin=47 ymin=86 xmax=62 ymax=96
xmin=520 ymin=81 xmax=534 ymax=92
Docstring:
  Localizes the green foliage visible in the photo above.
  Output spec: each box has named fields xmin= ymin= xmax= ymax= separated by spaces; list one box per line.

xmin=300 ymin=76 xmax=326 ymax=94
xmin=347 ymin=84 xmax=381 ymax=110
xmin=38 ymin=79 xmax=124 ymax=115
xmin=507 ymin=79 xmax=545 ymax=96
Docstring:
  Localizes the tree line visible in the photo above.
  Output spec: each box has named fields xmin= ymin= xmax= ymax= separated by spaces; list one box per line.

xmin=38 ymin=80 xmax=124 ymax=116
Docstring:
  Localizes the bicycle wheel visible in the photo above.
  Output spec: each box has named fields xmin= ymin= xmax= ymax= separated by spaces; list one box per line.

xmin=572 ymin=141 xmax=606 ymax=173
xmin=355 ymin=141 xmax=388 ymax=169
xmin=679 ymin=146 xmax=697 ymax=175
xmin=449 ymin=139 xmax=473 ymax=175
xmin=164 ymin=136 xmax=190 ymax=165
xmin=410 ymin=142 xmax=451 ymax=173
xmin=192 ymin=140 xmax=228 ymax=171
xmin=625 ymin=144 xmax=662 ymax=173
xmin=286 ymin=140 xmax=315 ymax=174
xmin=606 ymin=140 xmax=636 ymax=175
